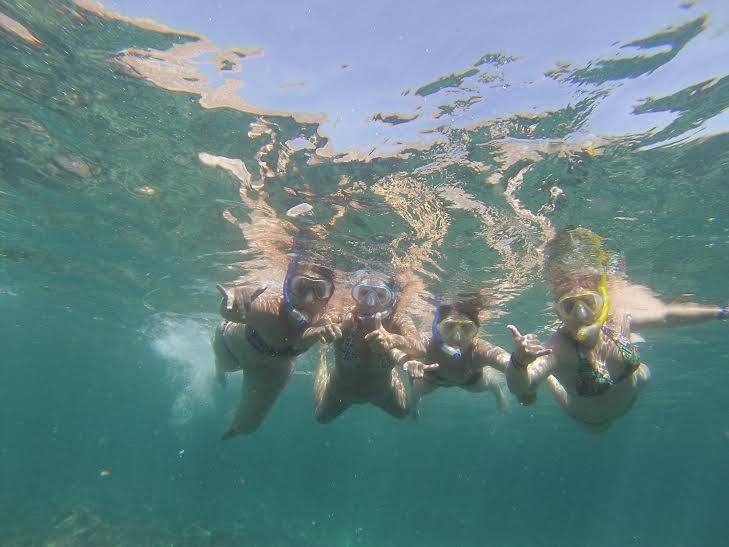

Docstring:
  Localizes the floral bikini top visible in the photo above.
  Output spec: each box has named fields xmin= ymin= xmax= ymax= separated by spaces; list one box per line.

xmin=569 ymin=324 xmax=642 ymax=397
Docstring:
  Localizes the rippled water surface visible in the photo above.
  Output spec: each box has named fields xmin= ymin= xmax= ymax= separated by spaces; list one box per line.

xmin=1 ymin=1 xmax=728 ymax=545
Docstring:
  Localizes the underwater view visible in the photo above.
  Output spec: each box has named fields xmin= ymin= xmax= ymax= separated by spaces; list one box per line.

xmin=2 ymin=0 xmax=729 ymax=545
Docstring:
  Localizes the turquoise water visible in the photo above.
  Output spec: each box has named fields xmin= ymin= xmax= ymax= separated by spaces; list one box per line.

xmin=1 ymin=1 xmax=728 ymax=545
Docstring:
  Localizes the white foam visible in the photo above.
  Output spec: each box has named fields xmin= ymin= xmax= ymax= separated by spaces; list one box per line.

xmin=148 ymin=314 xmax=217 ymax=428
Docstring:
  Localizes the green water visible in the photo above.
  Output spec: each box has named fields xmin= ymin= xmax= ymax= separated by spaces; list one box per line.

xmin=1 ymin=1 xmax=728 ymax=545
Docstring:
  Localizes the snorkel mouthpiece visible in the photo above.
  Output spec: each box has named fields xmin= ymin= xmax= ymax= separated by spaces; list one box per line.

xmin=288 ymin=307 xmax=310 ymax=328
xmin=440 ymin=344 xmax=463 ymax=360
xmin=575 ymin=272 xmax=609 ymax=344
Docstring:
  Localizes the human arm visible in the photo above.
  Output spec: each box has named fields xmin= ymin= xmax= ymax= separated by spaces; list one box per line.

xmin=629 ymin=301 xmax=727 ymax=330
xmin=470 ymin=339 xmax=512 ymax=373
xmin=609 ymin=279 xmax=727 ymax=329
xmin=364 ymin=312 xmax=427 ymax=358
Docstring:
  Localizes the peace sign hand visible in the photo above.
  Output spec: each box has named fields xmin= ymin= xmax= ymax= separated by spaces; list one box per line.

xmin=364 ymin=313 xmax=396 ymax=354
xmin=216 ymin=284 xmax=267 ymax=323
xmin=507 ymin=324 xmax=552 ymax=368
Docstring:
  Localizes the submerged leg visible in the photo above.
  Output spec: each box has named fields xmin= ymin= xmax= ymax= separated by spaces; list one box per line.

xmin=222 ymin=360 xmax=295 ymax=439
xmin=409 ymin=378 xmax=437 ymax=419
xmin=372 ymin=368 xmax=409 ymax=419
xmin=212 ymin=321 xmax=241 ymax=386
xmin=314 ymin=345 xmax=350 ymax=423
xmin=464 ymin=367 xmax=508 ymax=413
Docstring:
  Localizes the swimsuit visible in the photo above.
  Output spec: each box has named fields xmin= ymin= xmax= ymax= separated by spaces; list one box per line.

xmin=245 ymin=325 xmax=307 ymax=358
xmin=424 ymin=369 xmax=481 ymax=387
xmin=337 ymin=321 xmax=393 ymax=370
xmin=570 ymin=324 xmax=641 ymax=397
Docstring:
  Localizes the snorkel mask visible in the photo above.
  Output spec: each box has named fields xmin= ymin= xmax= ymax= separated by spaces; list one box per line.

xmin=284 ymin=261 xmax=334 ymax=328
xmin=432 ymin=301 xmax=478 ymax=360
xmin=555 ymin=271 xmax=609 ymax=345
xmin=351 ymin=272 xmax=396 ymax=323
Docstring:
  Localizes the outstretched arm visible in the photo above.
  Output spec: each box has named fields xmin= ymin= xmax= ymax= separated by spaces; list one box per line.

xmin=470 ymin=339 xmax=511 ymax=373
xmin=610 ymin=279 xmax=727 ymax=330
xmin=505 ymin=351 xmax=558 ymax=405
xmin=364 ymin=313 xmax=427 ymax=358
xmin=388 ymin=313 xmax=428 ymax=356
xmin=629 ymin=301 xmax=727 ymax=330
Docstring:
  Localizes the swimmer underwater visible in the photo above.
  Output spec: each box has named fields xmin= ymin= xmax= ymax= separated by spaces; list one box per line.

xmin=505 ymin=227 xmax=728 ymax=431
xmin=213 ymin=256 xmax=341 ymax=438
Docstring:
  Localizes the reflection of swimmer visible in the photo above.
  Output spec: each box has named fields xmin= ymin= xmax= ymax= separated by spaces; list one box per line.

xmin=397 ymin=298 xmax=549 ymax=417
xmin=213 ymin=257 xmax=339 ymax=438
xmin=314 ymin=271 xmax=424 ymax=422
xmin=506 ymin=227 xmax=728 ymax=431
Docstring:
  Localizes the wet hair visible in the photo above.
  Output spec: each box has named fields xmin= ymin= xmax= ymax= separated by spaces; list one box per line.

xmin=289 ymin=240 xmax=337 ymax=283
xmin=544 ymin=227 xmax=610 ymax=294
xmin=436 ymin=296 xmax=485 ymax=326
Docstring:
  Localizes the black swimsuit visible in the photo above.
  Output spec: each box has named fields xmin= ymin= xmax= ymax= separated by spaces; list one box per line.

xmin=424 ymin=369 xmax=481 ymax=387
xmin=245 ymin=326 xmax=307 ymax=358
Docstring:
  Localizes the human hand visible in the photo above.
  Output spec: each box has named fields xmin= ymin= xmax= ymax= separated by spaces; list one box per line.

xmin=318 ymin=320 xmax=343 ymax=344
xmin=507 ymin=324 xmax=552 ymax=368
xmin=403 ymin=360 xmax=439 ymax=379
xmin=364 ymin=313 xmax=396 ymax=353
xmin=216 ymin=284 xmax=267 ymax=322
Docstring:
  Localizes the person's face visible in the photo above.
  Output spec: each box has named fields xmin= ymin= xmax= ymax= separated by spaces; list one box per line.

xmin=351 ymin=280 xmax=395 ymax=316
xmin=288 ymin=271 xmax=333 ymax=316
xmin=555 ymin=285 xmax=604 ymax=336
xmin=437 ymin=312 xmax=478 ymax=349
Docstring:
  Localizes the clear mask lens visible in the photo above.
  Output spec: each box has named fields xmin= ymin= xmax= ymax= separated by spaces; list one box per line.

xmin=352 ymin=283 xmax=394 ymax=309
xmin=556 ymin=292 xmax=603 ymax=322
xmin=437 ymin=319 xmax=478 ymax=346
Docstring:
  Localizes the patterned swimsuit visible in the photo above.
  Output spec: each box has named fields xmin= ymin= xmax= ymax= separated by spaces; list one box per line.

xmin=572 ymin=324 xmax=642 ymax=397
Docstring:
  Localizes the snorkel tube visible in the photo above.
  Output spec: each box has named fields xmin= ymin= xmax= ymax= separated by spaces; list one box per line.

xmin=283 ymin=260 xmax=310 ymax=329
xmin=574 ymin=271 xmax=610 ymax=345
xmin=432 ymin=298 xmax=463 ymax=360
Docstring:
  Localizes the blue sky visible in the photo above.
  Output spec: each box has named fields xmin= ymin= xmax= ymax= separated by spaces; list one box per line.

xmin=105 ymin=0 xmax=729 ymax=153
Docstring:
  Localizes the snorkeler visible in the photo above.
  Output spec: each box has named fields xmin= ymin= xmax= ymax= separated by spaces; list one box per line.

xmin=394 ymin=298 xmax=550 ymax=416
xmin=505 ymin=227 xmax=728 ymax=431
xmin=314 ymin=271 xmax=425 ymax=422
xmin=213 ymin=258 xmax=341 ymax=438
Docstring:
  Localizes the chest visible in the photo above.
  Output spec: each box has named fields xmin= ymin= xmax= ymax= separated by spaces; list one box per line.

xmin=427 ymin=347 xmax=479 ymax=381
xmin=335 ymin=325 xmax=392 ymax=371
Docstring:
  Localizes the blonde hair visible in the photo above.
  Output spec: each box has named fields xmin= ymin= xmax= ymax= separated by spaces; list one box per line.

xmin=544 ymin=227 xmax=611 ymax=294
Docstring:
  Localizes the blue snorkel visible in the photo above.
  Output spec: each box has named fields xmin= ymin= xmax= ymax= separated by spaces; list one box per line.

xmin=432 ymin=297 xmax=463 ymax=361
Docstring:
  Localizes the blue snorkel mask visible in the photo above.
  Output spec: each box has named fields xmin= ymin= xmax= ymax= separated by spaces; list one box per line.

xmin=283 ymin=260 xmax=334 ymax=329
xmin=351 ymin=271 xmax=397 ymax=323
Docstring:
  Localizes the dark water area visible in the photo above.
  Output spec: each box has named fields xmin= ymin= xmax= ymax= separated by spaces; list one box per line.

xmin=1 ymin=1 xmax=729 ymax=545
